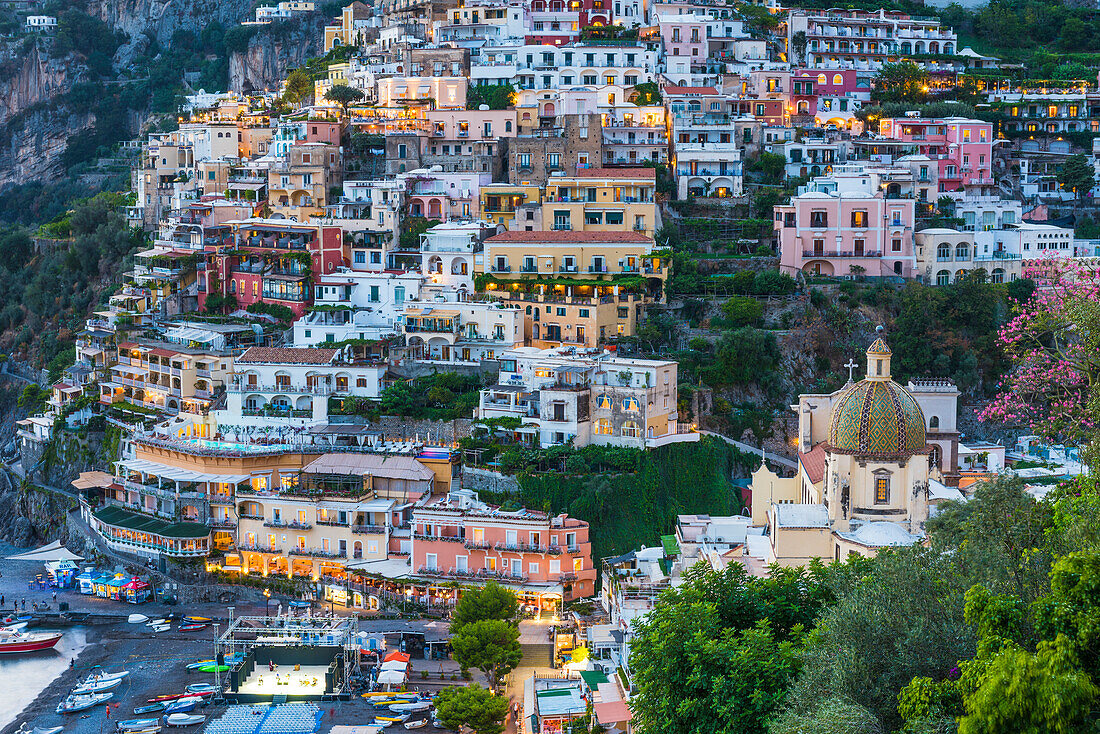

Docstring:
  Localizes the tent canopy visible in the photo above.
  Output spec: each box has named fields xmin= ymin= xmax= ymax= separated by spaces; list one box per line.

xmin=123 ymin=578 xmax=150 ymax=590
xmin=71 ymin=471 xmax=115 ymax=490
xmin=380 ymin=660 xmax=407 ymax=672
xmin=6 ymin=540 xmax=83 ymax=562
xmin=383 ymin=651 xmax=410 ymax=663
xmin=376 ymin=670 xmax=406 ymax=685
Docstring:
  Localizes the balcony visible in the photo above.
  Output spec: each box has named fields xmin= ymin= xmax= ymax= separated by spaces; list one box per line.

xmin=521 ymin=265 xmax=540 ymax=273
xmin=801 ymin=250 xmax=883 ymax=258
xmin=289 ymin=547 xmax=347 ymax=559
xmin=315 ymin=519 xmax=347 ymax=527
xmin=559 ymin=265 xmax=578 ymax=273
xmin=490 ymin=265 xmax=512 ymax=273
xmin=416 ymin=566 xmax=529 ymax=583
xmin=352 ymin=524 xmax=387 ymax=534
xmin=264 ymin=519 xmax=313 ymax=530
xmin=588 ymin=265 xmax=608 ymax=273
xmin=551 ymin=223 xmax=573 ymax=231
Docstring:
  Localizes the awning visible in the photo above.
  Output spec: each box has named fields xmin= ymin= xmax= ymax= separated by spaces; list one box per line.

xmin=71 ymin=471 xmax=116 ymax=490
xmin=383 ymin=651 xmax=410 ymax=663
xmin=380 ymin=660 xmax=407 ymax=671
xmin=93 ymin=505 xmax=210 ymax=539
xmin=6 ymin=540 xmax=83 ymax=562
xmin=117 ymin=458 xmax=251 ymax=484
xmin=376 ymin=670 xmax=406 ymax=685
xmin=112 ymin=364 xmax=149 ymax=376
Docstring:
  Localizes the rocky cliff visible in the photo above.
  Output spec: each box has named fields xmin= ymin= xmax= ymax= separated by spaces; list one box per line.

xmin=229 ymin=14 xmax=329 ymax=94
xmin=92 ymin=0 xmax=254 ymax=44
xmin=0 ymin=107 xmax=94 ymax=187
xmin=0 ymin=475 xmax=76 ymax=547
xmin=0 ymin=46 xmax=85 ymax=128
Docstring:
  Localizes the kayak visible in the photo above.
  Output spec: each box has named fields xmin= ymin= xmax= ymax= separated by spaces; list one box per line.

xmin=148 ymin=691 xmax=213 ymax=703
xmin=182 ymin=616 xmax=212 ymax=623
xmin=134 ymin=703 xmax=166 ymax=714
xmin=195 ymin=664 xmax=229 ymax=673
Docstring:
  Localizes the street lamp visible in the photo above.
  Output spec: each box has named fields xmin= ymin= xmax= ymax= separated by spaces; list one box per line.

xmin=263 ymin=588 xmax=273 ymax=618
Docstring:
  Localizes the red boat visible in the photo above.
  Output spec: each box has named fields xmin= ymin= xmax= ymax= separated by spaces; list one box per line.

xmin=0 ymin=628 xmax=63 ymax=654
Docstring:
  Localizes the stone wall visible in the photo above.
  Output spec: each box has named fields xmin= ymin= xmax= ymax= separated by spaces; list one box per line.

xmin=460 ymin=466 xmax=521 ymax=494
xmin=375 ymin=416 xmax=473 ymax=445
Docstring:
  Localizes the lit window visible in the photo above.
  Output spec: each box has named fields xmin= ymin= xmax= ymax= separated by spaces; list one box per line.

xmin=875 ymin=476 xmax=889 ymax=504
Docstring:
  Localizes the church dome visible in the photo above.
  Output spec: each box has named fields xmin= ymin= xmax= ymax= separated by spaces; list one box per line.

xmin=828 ymin=337 xmax=926 ymax=456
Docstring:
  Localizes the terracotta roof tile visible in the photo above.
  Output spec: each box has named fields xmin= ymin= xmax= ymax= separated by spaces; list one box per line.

xmin=799 ymin=443 xmax=827 ymax=485
xmin=238 ymin=347 xmax=338 ymax=365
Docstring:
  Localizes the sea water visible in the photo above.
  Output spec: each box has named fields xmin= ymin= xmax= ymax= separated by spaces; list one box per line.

xmin=0 ymin=626 xmax=88 ymax=729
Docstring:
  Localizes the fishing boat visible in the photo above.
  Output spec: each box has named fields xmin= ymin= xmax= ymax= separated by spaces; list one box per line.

xmin=403 ymin=720 xmax=427 ymax=730
xmin=116 ymin=718 xmax=160 ymax=730
xmin=56 ymin=692 xmax=113 ymax=714
xmin=164 ymin=715 xmax=206 ymax=727
xmin=127 ymin=614 xmax=149 ymax=624
xmin=134 ymin=703 xmax=166 ymax=715
xmin=389 ymin=703 xmax=430 ymax=714
xmin=164 ymin=697 xmax=202 ymax=714
xmin=177 ymin=624 xmax=207 ymax=632
xmin=185 ymin=684 xmax=215 ymax=694
xmin=72 ymin=670 xmax=130 ymax=695
xmin=0 ymin=628 xmax=63 ymax=654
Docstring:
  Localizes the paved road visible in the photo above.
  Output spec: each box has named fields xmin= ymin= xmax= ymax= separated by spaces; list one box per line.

xmin=700 ymin=430 xmax=799 ymax=470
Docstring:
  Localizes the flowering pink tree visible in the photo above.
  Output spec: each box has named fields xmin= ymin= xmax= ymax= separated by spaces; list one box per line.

xmin=979 ymin=261 xmax=1100 ymax=451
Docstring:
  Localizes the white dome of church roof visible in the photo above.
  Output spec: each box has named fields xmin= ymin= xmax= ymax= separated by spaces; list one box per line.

xmin=836 ymin=521 xmax=923 ymax=548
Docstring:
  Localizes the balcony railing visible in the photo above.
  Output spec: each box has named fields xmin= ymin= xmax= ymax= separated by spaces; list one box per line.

xmin=352 ymin=524 xmax=387 ymax=534
xmin=289 ymin=547 xmax=347 ymax=559
xmin=416 ymin=566 xmax=529 ymax=583
xmin=264 ymin=520 xmax=313 ymax=530
xmin=801 ymin=250 xmax=883 ymax=258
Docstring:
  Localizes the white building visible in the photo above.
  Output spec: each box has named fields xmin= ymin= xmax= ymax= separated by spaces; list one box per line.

xmin=221 ymin=346 xmax=387 ymax=426
xmin=401 ymin=299 xmax=524 ymax=364
xmin=476 ymin=347 xmax=693 ymax=449
xmin=295 ymin=270 xmax=423 ymax=346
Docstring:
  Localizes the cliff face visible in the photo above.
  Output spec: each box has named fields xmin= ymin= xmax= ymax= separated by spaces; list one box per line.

xmin=229 ymin=15 xmax=328 ymax=94
xmin=0 ymin=46 xmax=84 ymax=128
xmin=0 ymin=107 xmax=94 ymax=187
xmin=92 ymin=0 xmax=255 ymax=44
xmin=0 ymin=477 xmax=76 ymax=547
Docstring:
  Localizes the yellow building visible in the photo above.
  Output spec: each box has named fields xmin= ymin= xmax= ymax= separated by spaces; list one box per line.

xmin=268 ymin=143 xmax=342 ymax=221
xmin=542 ymin=168 xmax=658 ymax=236
xmin=481 ymin=230 xmax=667 ymax=347
xmin=479 ymin=184 xmax=543 ymax=229
xmin=100 ymin=340 xmax=234 ymax=416
xmin=324 ymin=0 xmax=370 ymax=51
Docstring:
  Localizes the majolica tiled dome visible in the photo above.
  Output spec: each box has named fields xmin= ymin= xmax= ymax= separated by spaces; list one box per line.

xmin=828 ymin=338 xmax=926 ymax=456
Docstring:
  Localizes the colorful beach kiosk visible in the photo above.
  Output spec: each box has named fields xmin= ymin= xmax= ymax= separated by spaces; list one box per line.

xmin=123 ymin=577 xmax=152 ymax=604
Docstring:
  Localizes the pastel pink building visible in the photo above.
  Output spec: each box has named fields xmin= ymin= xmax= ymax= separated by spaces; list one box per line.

xmin=879 ymin=117 xmax=994 ymax=192
xmin=774 ymin=176 xmax=917 ymax=279
xmin=401 ymin=169 xmax=491 ymax=221
xmin=411 ymin=491 xmax=596 ymax=606
xmin=658 ymin=14 xmax=707 ymax=59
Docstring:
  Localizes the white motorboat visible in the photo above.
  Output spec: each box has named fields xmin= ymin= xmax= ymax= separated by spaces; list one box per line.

xmin=57 ymin=692 xmax=113 ymax=714
xmin=16 ymin=724 xmax=62 ymax=734
xmin=150 ymin=624 xmax=171 ymax=633
xmin=389 ymin=703 xmax=430 ymax=713
xmin=72 ymin=670 xmax=130 ymax=695
xmin=3 ymin=622 xmax=28 ymax=631
xmin=128 ymin=614 xmax=149 ymax=624
xmin=146 ymin=619 xmax=167 ymax=627
xmin=165 ymin=715 xmax=206 ymax=727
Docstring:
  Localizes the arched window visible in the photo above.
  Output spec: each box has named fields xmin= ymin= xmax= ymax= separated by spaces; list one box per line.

xmin=621 ymin=420 xmax=641 ymax=438
xmin=622 ymin=396 xmax=640 ymax=411
xmin=596 ymin=394 xmax=612 ymax=410
xmin=991 ymin=267 xmax=1005 ymax=284
xmin=929 ymin=416 xmax=940 ymax=429
xmin=833 ymin=73 xmax=843 ymax=85
xmin=817 ymin=73 xmax=827 ymax=85
xmin=955 ymin=243 xmax=969 ymax=259
xmin=595 ymin=418 xmax=613 ymax=435
xmin=937 ymin=243 xmax=950 ymax=260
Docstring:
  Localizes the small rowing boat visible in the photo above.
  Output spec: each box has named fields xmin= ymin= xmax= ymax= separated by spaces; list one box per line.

xmin=150 ymin=624 xmax=171 ymax=633
xmin=389 ymin=703 xmax=430 ymax=714
xmin=403 ymin=721 xmax=427 ymax=730
xmin=147 ymin=691 xmax=213 ymax=703
xmin=134 ymin=703 xmax=166 ymax=715
xmin=164 ymin=715 xmax=206 ymax=727
xmin=181 ymin=616 xmax=212 ymax=623
xmin=127 ymin=614 xmax=149 ymax=624
xmin=116 ymin=718 xmax=160 ymax=730
xmin=177 ymin=624 xmax=207 ymax=632
xmin=164 ymin=697 xmax=202 ymax=714
xmin=185 ymin=684 xmax=215 ymax=694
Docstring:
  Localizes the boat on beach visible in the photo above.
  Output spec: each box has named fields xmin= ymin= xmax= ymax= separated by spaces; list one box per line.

xmin=116 ymin=718 xmax=160 ymax=730
xmin=150 ymin=624 xmax=171 ymax=633
xmin=164 ymin=714 xmax=206 ymax=727
xmin=56 ymin=692 xmax=114 ymax=714
xmin=127 ymin=614 xmax=149 ymax=624
xmin=148 ymin=691 xmax=213 ymax=703
xmin=181 ymin=616 xmax=212 ymax=623
xmin=403 ymin=720 xmax=427 ymax=730
xmin=134 ymin=703 xmax=167 ymax=715
xmin=164 ymin=696 xmax=202 ymax=714
xmin=185 ymin=683 xmax=215 ymax=694
xmin=177 ymin=624 xmax=207 ymax=632
xmin=72 ymin=670 xmax=130 ymax=695
xmin=388 ymin=702 xmax=430 ymax=714
xmin=0 ymin=628 xmax=63 ymax=654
